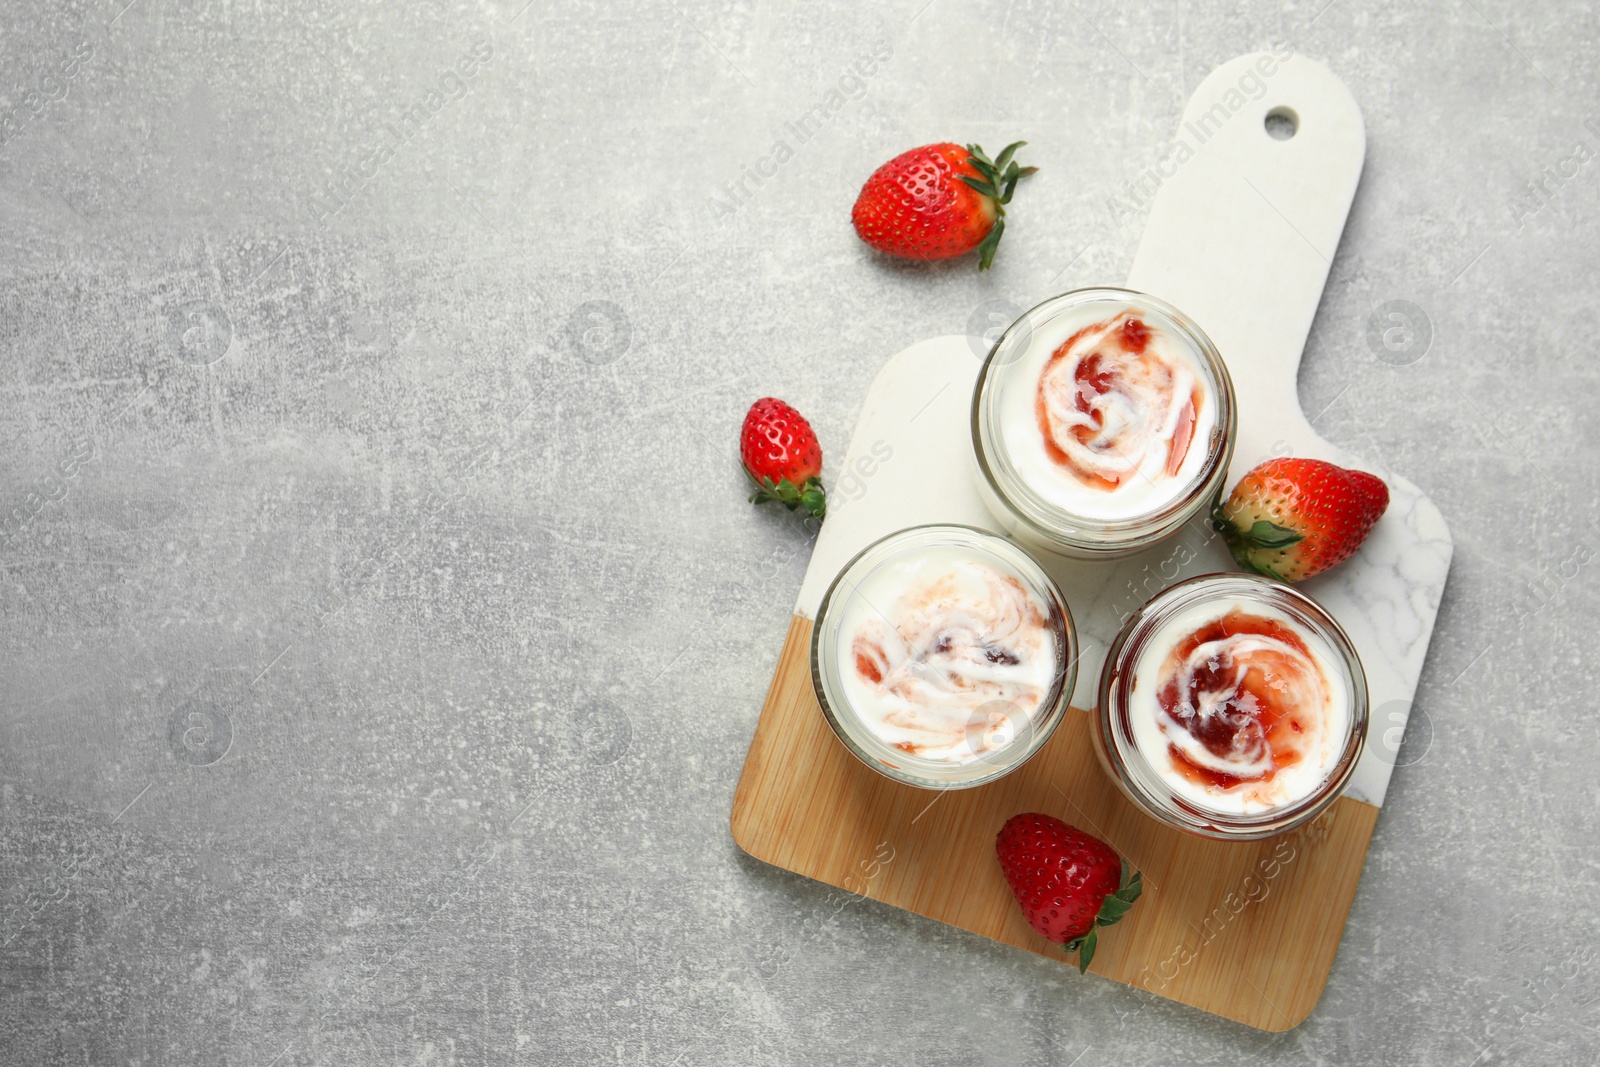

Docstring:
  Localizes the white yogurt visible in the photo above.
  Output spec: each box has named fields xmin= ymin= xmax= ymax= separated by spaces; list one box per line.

xmin=1127 ymin=598 xmax=1351 ymax=814
xmin=996 ymin=300 xmax=1218 ymax=521
xmin=832 ymin=546 xmax=1057 ymax=764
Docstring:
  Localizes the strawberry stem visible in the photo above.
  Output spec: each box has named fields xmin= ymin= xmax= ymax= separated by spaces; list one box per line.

xmin=961 ymin=141 xmax=1038 ymax=271
xmin=1213 ymin=503 xmax=1302 ymax=579
xmin=1064 ymin=870 xmax=1142 ymax=974
xmin=1075 ymin=927 xmax=1099 ymax=973
xmin=749 ymin=476 xmax=826 ymax=521
xmin=1239 ymin=521 xmax=1304 ymax=550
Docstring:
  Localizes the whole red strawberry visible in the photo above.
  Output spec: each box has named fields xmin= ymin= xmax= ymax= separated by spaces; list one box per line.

xmin=1213 ymin=458 xmax=1390 ymax=582
xmin=852 ymin=141 xmax=1038 ymax=270
xmin=740 ymin=397 xmax=826 ymax=521
xmin=995 ymin=813 xmax=1142 ymax=972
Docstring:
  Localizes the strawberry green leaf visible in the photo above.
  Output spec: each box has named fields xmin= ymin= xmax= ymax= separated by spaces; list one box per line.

xmin=1095 ymin=872 xmax=1141 ymax=924
xmin=994 ymin=140 xmax=1026 ymax=172
xmin=749 ymin=476 xmax=812 ymax=510
xmin=1093 ymin=870 xmax=1142 ymax=928
xmin=1095 ymin=894 xmax=1134 ymax=925
xmin=958 ymin=174 xmax=998 ymax=198
xmin=1241 ymin=520 xmax=1304 ymax=550
xmin=961 ymin=143 xmax=1036 ymax=269
xmin=1222 ymin=537 xmax=1256 ymax=573
xmin=976 ymin=216 xmax=1005 ymax=271
xmin=747 ymin=475 xmax=778 ymax=506
xmin=1116 ymin=870 xmax=1144 ymax=904
xmin=965 ymin=144 xmax=1012 ymax=189
xmin=1076 ymin=927 xmax=1098 ymax=973
xmin=1224 ymin=537 xmax=1292 ymax=581
xmin=1215 ymin=505 xmax=1304 ymax=578
xmin=1249 ymin=560 xmax=1290 ymax=582
xmin=798 ymin=479 xmax=827 ymax=521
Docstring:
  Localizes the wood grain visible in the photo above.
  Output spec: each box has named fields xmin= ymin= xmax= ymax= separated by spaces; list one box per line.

xmin=731 ymin=615 xmax=1379 ymax=1032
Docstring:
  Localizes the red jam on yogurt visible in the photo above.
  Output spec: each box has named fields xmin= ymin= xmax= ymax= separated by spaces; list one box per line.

xmin=1096 ymin=573 xmax=1366 ymax=835
xmin=991 ymin=296 xmax=1224 ymax=531
xmin=1035 ymin=312 xmax=1202 ymax=492
xmin=1156 ymin=610 xmax=1325 ymax=791
xmin=1130 ymin=603 xmax=1352 ymax=813
xmin=838 ymin=549 xmax=1057 ymax=764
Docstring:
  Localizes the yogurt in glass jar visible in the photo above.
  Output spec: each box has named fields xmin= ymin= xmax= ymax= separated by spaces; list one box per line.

xmin=811 ymin=525 xmax=1077 ymax=789
xmin=972 ymin=287 xmax=1236 ymax=558
xmin=1093 ymin=573 xmax=1368 ymax=839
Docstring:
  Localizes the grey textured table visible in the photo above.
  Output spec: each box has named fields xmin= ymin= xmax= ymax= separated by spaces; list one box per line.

xmin=1 ymin=2 xmax=1596 ymax=1064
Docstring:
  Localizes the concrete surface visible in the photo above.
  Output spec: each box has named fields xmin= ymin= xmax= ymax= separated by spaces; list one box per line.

xmin=1 ymin=1 xmax=1596 ymax=1064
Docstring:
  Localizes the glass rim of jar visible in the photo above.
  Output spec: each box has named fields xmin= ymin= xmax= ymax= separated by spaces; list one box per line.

xmin=1095 ymin=571 xmax=1369 ymax=839
xmin=810 ymin=523 xmax=1079 ymax=791
xmin=971 ymin=286 xmax=1238 ymax=554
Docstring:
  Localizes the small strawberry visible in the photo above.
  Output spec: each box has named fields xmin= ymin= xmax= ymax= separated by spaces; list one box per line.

xmin=851 ymin=141 xmax=1038 ymax=270
xmin=1213 ymin=458 xmax=1390 ymax=582
xmin=739 ymin=397 xmax=826 ymax=521
xmin=995 ymin=813 xmax=1142 ymax=973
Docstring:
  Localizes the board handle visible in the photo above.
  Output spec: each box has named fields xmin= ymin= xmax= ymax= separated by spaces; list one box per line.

xmin=1124 ymin=50 xmax=1366 ymax=474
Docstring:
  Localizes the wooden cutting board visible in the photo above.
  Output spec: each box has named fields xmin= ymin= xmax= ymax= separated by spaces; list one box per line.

xmin=733 ymin=617 xmax=1378 ymax=1030
xmin=731 ymin=52 xmax=1451 ymax=1031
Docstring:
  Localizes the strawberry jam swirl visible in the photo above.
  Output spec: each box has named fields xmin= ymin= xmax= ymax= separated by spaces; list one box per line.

xmin=1154 ymin=609 xmax=1333 ymax=804
xmin=1035 ymin=312 xmax=1202 ymax=491
xmin=848 ymin=560 xmax=1054 ymax=762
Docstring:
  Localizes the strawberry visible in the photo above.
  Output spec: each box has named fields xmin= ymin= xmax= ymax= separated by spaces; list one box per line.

xmin=739 ymin=397 xmax=826 ymax=521
xmin=1213 ymin=458 xmax=1390 ymax=582
xmin=995 ymin=813 xmax=1142 ymax=973
xmin=851 ymin=141 xmax=1038 ymax=270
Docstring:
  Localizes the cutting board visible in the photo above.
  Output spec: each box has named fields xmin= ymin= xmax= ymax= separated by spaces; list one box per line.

xmin=731 ymin=52 xmax=1452 ymax=1031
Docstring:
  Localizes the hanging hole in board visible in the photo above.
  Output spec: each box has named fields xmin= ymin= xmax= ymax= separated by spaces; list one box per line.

xmin=1264 ymin=106 xmax=1298 ymax=140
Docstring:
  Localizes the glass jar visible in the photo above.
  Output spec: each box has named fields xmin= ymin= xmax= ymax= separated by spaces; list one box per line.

xmin=811 ymin=524 xmax=1078 ymax=790
xmin=971 ymin=287 xmax=1236 ymax=559
xmin=1093 ymin=572 xmax=1368 ymax=839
